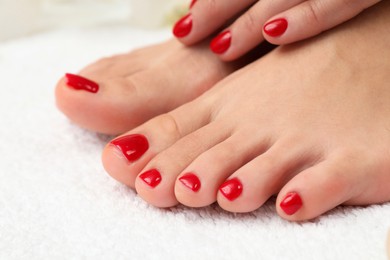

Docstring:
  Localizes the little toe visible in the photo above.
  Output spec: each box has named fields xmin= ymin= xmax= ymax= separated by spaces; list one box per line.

xmin=217 ymin=137 xmax=319 ymax=213
xmin=276 ymin=154 xmax=368 ymax=221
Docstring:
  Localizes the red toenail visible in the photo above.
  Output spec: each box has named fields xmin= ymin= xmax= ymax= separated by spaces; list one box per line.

xmin=173 ymin=14 xmax=193 ymax=38
xmin=189 ymin=0 xmax=196 ymax=8
xmin=263 ymin=18 xmax=288 ymax=37
xmin=110 ymin=134 xmax=149 ymax=162
xmin=210 ymin=31 xmax=232 ymax=54
xmin=219 ymin=178 xmax=243 ymax=201
xmin=280 ymin=192 xmax=303 ymax=215
xmin=139 ymin=169 xmax=162 ymax=188
xmin=65 ymin=73 xmax=99 ymax=93
xmin=179 ymin=173 xmax=201 ymax=192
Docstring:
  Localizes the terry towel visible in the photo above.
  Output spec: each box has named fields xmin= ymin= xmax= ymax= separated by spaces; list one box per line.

xmin=0 ymin=27 xmax=389 ymax=260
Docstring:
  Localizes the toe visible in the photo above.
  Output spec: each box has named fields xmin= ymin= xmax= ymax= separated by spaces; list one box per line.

xmin=135 ymin=120 xmax=232 ymax=208
xmin=102 ymin=98 xmax=212 ymax=190
xmin=56 ymin=60 xmax=210 ymax=135
xmin=56 ymin=40 xmax=234 ymax=135
xmin=55 ymin=49 xmax=152 ymax=134
xmin=174 ymin=131 xmax=271 ymax=207
xmin=75 ymin=41 xmax=174 ymax=81
xmin=56 ymin=70 xmax=152 ymax=134
xmin=276 ymin=154 xmax=368 ymax=221
xmin=217 ymin=137 xmax=319 ymax=213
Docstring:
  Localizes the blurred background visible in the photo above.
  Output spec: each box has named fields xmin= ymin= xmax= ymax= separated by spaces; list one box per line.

xmin=0 ymin=0 xmax=188 ymax=42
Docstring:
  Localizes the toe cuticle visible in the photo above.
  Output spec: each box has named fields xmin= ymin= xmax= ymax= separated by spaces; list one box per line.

xmin=280 ymin=192 xmax=303 ymax=215
xmin=219 ymin=178 xmax=243 ymax=201
xmin=65 ymin=73 xmax=99 ymax=93
xmin=110 ymin=134 xmax=149 ymax=163
xmin=139 ymin=169 xmax=162 ymax=188
xmin=179 ymin=173 xmax=201 ymax=192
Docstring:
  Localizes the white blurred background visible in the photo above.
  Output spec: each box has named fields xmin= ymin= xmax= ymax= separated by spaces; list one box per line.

xmin=0 ymin=0 xmax=188 ymax=42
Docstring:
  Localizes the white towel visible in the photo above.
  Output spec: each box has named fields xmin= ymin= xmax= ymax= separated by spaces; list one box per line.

xmin=0 ymin=27 xmax=389 ymax=260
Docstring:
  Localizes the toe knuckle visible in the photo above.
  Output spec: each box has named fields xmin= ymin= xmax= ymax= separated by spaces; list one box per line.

xmin=204 ymin=0 xmax=219 ymax=18
xmin=207 ymin=147 xmax=233 ymax=165
xmin=241 ymin=10 xmax=258 ymax=34
xmin=152 ymin=113 xmax=182 ymax=140
xmin=305 ymin=2 xmax=323 ymax=27
xmin=259 ymin=154 xmax=280 ymax=173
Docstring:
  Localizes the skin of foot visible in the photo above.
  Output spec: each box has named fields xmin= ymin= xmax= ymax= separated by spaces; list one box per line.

xmin=55 ymin=39 xmax=256 ymax=135
xmin=102 ymin=1 xmax=390 ymax=221
xmin=175 ymin=0 xmax=381 ymax=61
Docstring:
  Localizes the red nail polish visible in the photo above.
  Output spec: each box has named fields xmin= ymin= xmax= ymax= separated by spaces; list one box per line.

xmin=280 ymin=192 xmax=302 ymax=215
xmin=173 ymin=14 xmax=192 ymax=38
xmin=210 ymin=31 xmax=232 ymax=54
xmin=65 ymin=73 xmax=99 ymax=93
xmin=179 ymin=173 xmax=201 ymax=192
xmin=219 ymin=178 xmax=243 ymax=201
xmin=189 ymin=0 xmax=196 ymax=8
xmin=263 ymin=18 xmax=288 ymax=37
xmin=110 ymin=134 xmax=149 ymax=162
xmin=139 ymin=169 xmax=162 ymax=188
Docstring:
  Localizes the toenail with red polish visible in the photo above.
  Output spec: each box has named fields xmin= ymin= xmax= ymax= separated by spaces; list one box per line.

xmin=139 ymin=169 xmax=162 ymax=188
xmin=280 ymin=192 xmax=303 ymax=215
xmin=179 ymin=173 xmax=201 ymax=192
xmin=263 ymin=18 xmax=288 ymax=37
xmin=210 ymin=31 xmax=232 ymax=54
xmin=173 ymin=14 xmax=193 ymax=38
xmin=65 ymin=73 xmax=99 ymax=93
xmin=110 ymin=134 xmax=149 ymax=163
xmin=189 ymin=0 xmax=196 ymax=8
xmin=219 ymin=178 xmax=243 ymax=201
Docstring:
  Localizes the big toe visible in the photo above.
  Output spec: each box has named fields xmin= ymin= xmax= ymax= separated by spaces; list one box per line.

xmin=56 ymin=68 xmax=180 ymax=135
xmin=101 ymin=95 xmax=213 ymax=201
xmin=55 ymin=40 xmax=239 ymax=135
xmin=55 ymin=48 xmax=153 ymax=134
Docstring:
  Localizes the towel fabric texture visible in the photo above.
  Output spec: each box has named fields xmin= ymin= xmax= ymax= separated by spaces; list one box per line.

xmin=0 ymin=27 xmax=389 ymax=259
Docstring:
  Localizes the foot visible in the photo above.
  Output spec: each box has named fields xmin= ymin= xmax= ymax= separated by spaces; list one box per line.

xmin=176 ymin=0 xmax=380 ymax=60
xmin=55 ymin=39 xmax=257 ymax=135
xmin=103 ymin=2 xmax=390 ymax=221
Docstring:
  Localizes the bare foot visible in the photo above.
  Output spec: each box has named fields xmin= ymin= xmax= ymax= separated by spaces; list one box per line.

xmin=55 ymin=39 xmax=261 ymax=134
xmin=102 ymin=2 xmax=390 ymax=221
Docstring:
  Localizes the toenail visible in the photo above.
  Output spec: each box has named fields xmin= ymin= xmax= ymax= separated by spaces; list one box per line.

xmin=280 ymin=192 xmax=303 ymax=215
xmin=139 ymin=169 xmax=162 ymax=188
xmin=65 ymin=73 xmax=99 ymax=93
xmin=189 ymin=0 xmax=196 ymax=8
xmin=219 ymin=178 xmax=243 ymax=201
xmin=263 ymin=18 xmax=288 ymax=37
xmin=210 ymin=31 xmax=232 ymax=54
xmin=179 ymin=173 xmax=201 ymax=192
xmin=110 ymin=134 xmax=149 ymax=162
xmin=173 ymin=14 xmax=193 ymax=38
